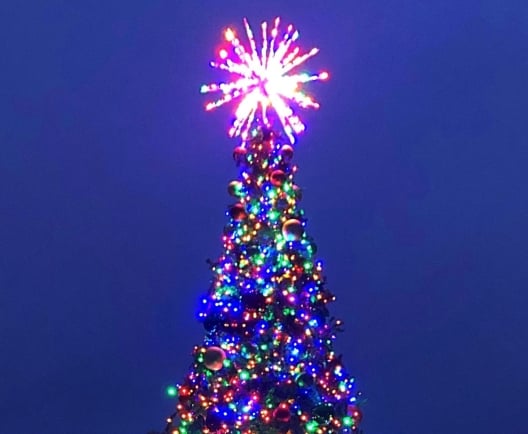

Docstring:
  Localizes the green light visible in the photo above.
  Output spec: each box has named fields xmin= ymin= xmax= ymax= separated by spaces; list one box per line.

xmin=306 ymin=420 xmax=319 ymax=432
xmin=343 ymin=416 xmax=354 ymax=426
xmin=278 ymin=254 xmax=290 ymax=267
xmin=269 ymin=210 xmax=280 ymax=221
xmin=166 ymin=385 xmax=178 ymax=397
xmin=240 ymin=370 xmax=250 ymax=380
xmin=283 ymin=307 xmax=295 ymax=316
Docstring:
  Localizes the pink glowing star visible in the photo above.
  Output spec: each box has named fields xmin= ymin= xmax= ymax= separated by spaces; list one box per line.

xmin=201 ymin=17 xmax=328 ymax=144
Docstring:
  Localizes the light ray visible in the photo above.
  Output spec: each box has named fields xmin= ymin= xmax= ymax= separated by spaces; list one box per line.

xmin=202 ymin=17 xmax=328 ymax=144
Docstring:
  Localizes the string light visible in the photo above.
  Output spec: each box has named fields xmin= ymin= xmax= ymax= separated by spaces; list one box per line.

xmin=163 ymin=127 xmax=362 ymax=433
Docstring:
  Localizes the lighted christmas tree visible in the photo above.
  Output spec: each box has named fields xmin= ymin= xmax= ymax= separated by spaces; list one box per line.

xmin=162 ymin=18 xmax=363 ymax=434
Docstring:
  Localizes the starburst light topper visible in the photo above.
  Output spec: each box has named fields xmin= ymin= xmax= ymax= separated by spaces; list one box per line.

xmin=201 ymin=17 xmax=329 ymax=144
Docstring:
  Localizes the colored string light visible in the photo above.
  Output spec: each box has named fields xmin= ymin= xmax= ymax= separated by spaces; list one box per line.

xmin=164 ymin=128 xmax=362 ymax=434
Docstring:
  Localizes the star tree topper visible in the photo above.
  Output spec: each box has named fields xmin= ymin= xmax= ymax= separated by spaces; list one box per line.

xmin=201 ymin=17 xmax=328 ymax=144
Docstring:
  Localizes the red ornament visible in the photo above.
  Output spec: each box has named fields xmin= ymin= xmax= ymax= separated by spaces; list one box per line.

xmin=348 ymin=405 xmax=363 ymax=423
xmin=229 ymin=203 xmax=247 ymax=221
xmin=293 ymin=184 xmax=302 ymax=201
xmin=279 ymin=144 xmax=294 ymax=162
xmin=273 ymin=403 xmax=291 ymax=422
xmin=270 ymin=169 xmax=287 ymax=186
xmin=203 ymin=346 xmax=226 ymax=371
xmin=233 ymin=146 xmax=247 ymax=165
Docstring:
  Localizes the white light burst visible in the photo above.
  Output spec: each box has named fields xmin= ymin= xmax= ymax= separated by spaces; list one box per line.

xmin=201 ymin=17 xmax=328 ymax=144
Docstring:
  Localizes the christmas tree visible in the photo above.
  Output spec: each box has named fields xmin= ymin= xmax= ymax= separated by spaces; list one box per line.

xmin=161 ymin=18 xmax=362 ymax=434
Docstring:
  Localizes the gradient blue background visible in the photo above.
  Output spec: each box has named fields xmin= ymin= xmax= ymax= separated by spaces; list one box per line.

xmin=1 ymin=1 xmax=527 ymax=433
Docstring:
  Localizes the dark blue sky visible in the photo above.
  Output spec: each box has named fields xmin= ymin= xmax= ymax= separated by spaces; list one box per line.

xmin=1 ymin=1 xmax=527 ymax=433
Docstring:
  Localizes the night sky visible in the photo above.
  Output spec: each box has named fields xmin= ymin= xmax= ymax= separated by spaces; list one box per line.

xmin=2 ymin=1 xmax=527 ymax=433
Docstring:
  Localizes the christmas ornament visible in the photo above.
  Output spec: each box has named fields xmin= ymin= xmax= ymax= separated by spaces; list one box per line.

xmin=296 ymin=373 xmax=315 ymax=388
xmin=273 ymin=403 xmax=291 ymax=422
xmin=233 ymin=146 xmax=247 ymax=165
xmin=293 ymin=185 xmax=302 ymax=201
xmin=279 ymin=144 xmax=294 ymax=162
xmin=227 ymin=180 xmax=244 ymax=197
xmin=205 ymin=408 xmax=223 ymax=431
xmin=229 ymin=203 xmax=247 ymax=221
xmin=270 ymin=169 xmax=287 ymax=186
xmin=203 ymin=346 xmax=226 ymax=371
xmin=282 ymin=218 xmax=304 ymax=241
xmin=348 ymin=405 xmax=363 ymax=423
xmin=312 ymin=403 xmax=335 ymax=423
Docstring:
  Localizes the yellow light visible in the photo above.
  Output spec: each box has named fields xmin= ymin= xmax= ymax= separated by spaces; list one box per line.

xmin=225 ymin=28 xmax=235 ymax=41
